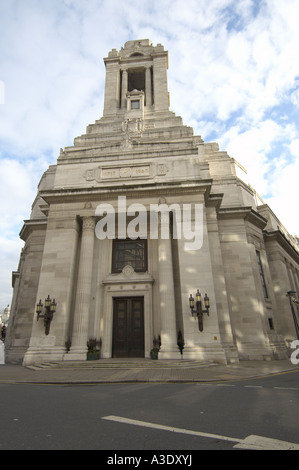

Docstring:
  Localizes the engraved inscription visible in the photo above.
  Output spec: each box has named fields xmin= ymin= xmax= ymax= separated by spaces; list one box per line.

xmin=102 ymin=168 xmax=120 ymax=179
xmin=132 ymin=166 xmax=150 ymax=177
xmin=101 ymin=165 xmax=150 ymax=180
xmin=84 ymin=165 xmax=151 ymax=182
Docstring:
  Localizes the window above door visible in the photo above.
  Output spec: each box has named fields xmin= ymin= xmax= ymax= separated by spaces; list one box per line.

xmin=112 ymin=239 xmax=148 ymax=273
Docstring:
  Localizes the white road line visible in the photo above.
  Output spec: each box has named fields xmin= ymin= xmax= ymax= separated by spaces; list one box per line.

xmin=273 ymin=387 xmax=298 ymax=390
xmin=102 ymin=415 xmax=241 ymax=443
xmin=234 ymin=435 xmax=299 ymax=450
xmin=216 ymin=383 xmax=236 ymax=387
xmin=102 ymin=415 xmax=299 ymax=450
xmin=244 ymin=385 xmax=263 ymax=388
xmin=197 ymin=384 xmax=298 ymax=390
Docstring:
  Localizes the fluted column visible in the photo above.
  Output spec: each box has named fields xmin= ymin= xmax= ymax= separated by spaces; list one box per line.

xmin=145 ymin=66 xmax=152 ymax=106
xmin=68 ymin=216 xmax=95 ymax=360
xmin=158 ymin=213 xmax=179 ymax=358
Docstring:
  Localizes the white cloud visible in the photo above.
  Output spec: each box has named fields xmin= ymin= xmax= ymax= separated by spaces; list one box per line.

xmin=266 ymin=157 xmax=299 ymax=235
xmin=0 ymin=0 xmax=299 ymax=305
xmin=219 ymin=119 xmax=297 ymax=190
xmin=0 ymin=158 xmax=42 ymax=230
xmin=217 ymin=119 xmax=299 ymax=234
xmin=0 ymin=235 xmax=23 ymax=308
xmin=289 ymin=139 xmax=299 ymax=158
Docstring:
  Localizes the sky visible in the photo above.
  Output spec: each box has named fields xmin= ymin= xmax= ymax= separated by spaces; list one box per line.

xmin=0 ymin=0 xmax=299 ymax=307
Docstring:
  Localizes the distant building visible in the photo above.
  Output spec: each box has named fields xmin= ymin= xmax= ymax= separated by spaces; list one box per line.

xmin=1 ymin=305 xmax=10 ymax=342
xmin=0 ymin=305 xmax=10 ymax=326
xmin=6 ymin=40 xmax=299 ymax=365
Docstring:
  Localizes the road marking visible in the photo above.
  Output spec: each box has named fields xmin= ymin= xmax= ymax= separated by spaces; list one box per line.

xmin=216 ymin=383 xmax=236 ymax=387
xmin=244 ymin=385 xmax=263 ymax=388
xmin=199 ymin=383 xmax=298 ymax=391
xmin=102 ymin=415 xmax=241 ymax=443
xmin=102 ymin=415 xmax=299 ymax=450
xmin=234 ymin=435 xmax=299 ymax=450
xmin=274 ymin=387 xmax=298 ymax=390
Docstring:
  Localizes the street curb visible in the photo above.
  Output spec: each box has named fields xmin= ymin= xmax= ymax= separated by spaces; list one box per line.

xmin=1 ymin=367 xmax=298 ymax=385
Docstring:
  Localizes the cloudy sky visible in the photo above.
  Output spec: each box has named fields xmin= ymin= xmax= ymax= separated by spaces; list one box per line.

xmin=0 ymin=0 xmax=299 ymax=307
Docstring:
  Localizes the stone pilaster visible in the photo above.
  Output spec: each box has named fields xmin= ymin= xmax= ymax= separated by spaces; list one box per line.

xmin=121 ymin=69 xmax=128 ymax=109
xmin=153 ymin=53 xmax=169 ymax=111
xmin=158 ymin=213 xmax=179 ymax=358
xmin=67 ymin=216 xmax=95 ymax=360
xmin=103 ymin=58 xmax=121 ymax=116
xmin=145 ymin=66 xmax=152 ymax=106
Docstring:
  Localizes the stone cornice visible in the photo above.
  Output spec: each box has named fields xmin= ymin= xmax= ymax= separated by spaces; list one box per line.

xmin=102 ymin=267 xmax=154 ymax=286
xmin=263 ymin=229 xmax=299 ymax=262
xmin=206 ymin=193 xmax=224 ymax=211
xmin=12 ymin=271 xmax=20 ymax=288
xmin=58 ymin=142 xmax=200 ymax=164
xmin=19 ymin=219 xmax=48 ymax=241
xmin=218 ymin=206 xmax=267 ymax=230
xmin=39 ymin=179 xmax=213 ymax=204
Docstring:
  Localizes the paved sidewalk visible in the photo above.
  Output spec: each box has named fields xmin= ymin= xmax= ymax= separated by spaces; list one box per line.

xmin=0 ymin=359 xmax=298 ymax=385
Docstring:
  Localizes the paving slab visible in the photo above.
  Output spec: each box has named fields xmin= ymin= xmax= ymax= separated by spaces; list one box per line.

xmin=0 ymin=359 xmax=298 ymax=384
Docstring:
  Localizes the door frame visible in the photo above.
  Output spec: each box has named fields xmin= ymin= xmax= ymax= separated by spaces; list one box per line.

xmin=101 ymin=275 xmax=154 ymax=359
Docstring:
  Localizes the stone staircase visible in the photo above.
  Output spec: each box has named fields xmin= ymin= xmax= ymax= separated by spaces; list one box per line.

xmin=27 ymin=358 xmax=216 ymax=371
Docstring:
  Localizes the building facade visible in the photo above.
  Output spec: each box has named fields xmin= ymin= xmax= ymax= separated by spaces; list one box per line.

xmin=6 ymin=39 xmax=299 ymax=366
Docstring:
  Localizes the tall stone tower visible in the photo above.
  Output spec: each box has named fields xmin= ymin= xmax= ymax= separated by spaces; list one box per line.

xmin=103 ymin=39 xmax=169 ymax=116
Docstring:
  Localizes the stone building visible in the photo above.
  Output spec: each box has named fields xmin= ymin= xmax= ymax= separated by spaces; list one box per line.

xmin=6 ymin=39 xmax=299 ymax=366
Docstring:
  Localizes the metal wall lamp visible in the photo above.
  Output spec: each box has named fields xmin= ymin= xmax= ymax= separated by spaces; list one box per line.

xmin=287 ymin=291 xmax=299 ymax=305
xmin=36 ymin=295 xmax=57 ymax=335
xmin=286 ymin=291 xmax=299 ymax=339
xmin=189 ymin=289 xmax=210 ymax=332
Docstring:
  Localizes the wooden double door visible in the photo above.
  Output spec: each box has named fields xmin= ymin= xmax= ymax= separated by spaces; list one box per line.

xmin=112 ymin=297 xmax=145 ymax=358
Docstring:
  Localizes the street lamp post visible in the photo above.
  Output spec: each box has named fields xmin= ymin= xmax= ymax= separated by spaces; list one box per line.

xmin=36 ymin=295 xmax=57 ymax=335
xmin=189 ymin=289 xmax=210 ymax=332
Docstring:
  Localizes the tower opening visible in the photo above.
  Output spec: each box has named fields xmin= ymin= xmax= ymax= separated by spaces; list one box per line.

xmin=128 ymin=69 xmax=145 ymax=93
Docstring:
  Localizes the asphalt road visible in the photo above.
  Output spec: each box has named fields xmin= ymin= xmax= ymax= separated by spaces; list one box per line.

xmin=1 ymin=370 xmax=299 ymax=452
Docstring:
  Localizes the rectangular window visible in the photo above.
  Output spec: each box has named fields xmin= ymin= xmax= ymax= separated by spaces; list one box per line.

xmin=112 ymin=239 xmax=147 ymax=273
xmin=131 ymin=100 xmax=140 ymax=109
xmin=256 ymin=250 xmax=268 ymax=298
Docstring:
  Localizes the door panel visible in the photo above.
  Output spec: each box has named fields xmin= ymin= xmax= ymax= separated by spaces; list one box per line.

xmin=112 ymin=299 xmax=128 ymax=356
xmin=113 ymin=298 xmax=144 ymax=358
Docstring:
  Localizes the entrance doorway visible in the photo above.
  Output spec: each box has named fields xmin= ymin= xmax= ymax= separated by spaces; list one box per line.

xmin=112 ymin=297 xmax=144 ymax=357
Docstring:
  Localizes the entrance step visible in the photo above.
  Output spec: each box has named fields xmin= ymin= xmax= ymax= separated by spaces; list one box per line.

xmin=27 ymin=358 xmax=216 ymax=370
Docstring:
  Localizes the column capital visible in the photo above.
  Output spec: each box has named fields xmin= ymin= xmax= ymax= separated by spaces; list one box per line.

xmin=82 ymin=216 xmax=95 ymax=232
